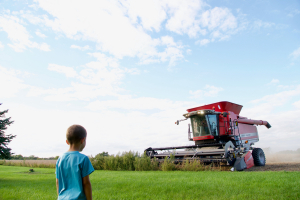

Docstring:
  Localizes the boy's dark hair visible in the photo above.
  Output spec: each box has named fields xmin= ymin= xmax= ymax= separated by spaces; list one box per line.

xmin=66 ymin=125 xmax=87 ymax=144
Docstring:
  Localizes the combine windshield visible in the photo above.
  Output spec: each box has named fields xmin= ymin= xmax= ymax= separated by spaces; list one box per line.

xmin=190 ymin=114 xmax=218 ymax=137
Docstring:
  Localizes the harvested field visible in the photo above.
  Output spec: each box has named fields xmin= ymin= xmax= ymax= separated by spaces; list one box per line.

xmin=5 ymin=160 xmax=57 ymax=165
xmin=1 ymin=160 xmax=57 ymax=168
xmin=243 ymin=152 xmax=300 ymax=172
xmin=245 ymin=162 xmax=300 ymax=171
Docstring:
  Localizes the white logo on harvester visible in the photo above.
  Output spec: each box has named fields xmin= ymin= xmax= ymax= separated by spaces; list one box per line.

xmin=240 ymin=132 xmax=258 ymax=137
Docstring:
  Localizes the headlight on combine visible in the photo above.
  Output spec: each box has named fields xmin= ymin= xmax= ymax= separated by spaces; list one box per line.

xmin=197 ymin=110 xmax=204 ymax=114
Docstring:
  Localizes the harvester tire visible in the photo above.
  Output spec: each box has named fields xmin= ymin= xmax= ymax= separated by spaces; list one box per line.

xmin=252 ymin=148 xmax=266 ymax=166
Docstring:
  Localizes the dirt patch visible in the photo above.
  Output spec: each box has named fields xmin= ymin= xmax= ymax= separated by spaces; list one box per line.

xmin=245 ymin=162 xmax=300 ymax=172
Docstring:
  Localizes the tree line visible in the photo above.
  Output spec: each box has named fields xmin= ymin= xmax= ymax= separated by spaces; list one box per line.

xmin=8 ymin=154 xmax=59 ymax=160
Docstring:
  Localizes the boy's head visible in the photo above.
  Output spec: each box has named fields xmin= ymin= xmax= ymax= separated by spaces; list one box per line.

xmin=66 ymin=124 xmax=87 ymax=145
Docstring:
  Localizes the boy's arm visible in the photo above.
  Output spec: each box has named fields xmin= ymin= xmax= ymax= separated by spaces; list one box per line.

xmin=56 ymin=178 xmax=59 ymax=195
xmin=82 ymin=175 xmax=92 ymax=200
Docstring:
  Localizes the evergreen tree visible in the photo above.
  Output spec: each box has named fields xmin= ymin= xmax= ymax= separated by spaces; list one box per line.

xmin=0 ymin=104 xmax=16 ymax=159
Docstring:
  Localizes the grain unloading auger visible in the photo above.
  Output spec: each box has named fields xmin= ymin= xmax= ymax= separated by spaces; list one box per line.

xmin=145 ymin=101 xmax=271 ymax=171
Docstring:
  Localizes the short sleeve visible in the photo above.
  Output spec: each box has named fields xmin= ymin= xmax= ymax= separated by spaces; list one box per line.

xmin=55 ymin=157 xmax=60 ymax=178
xmin=81 ymin=156 xmax=94 ymax=178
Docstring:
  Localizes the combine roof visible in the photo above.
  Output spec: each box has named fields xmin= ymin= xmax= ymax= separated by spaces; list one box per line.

xmin=187 ymin=101 xmax=243 ymax=115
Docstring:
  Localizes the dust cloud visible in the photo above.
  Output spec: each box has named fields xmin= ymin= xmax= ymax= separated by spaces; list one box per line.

xmin=264 ymin=148 xmax=300 ymax=163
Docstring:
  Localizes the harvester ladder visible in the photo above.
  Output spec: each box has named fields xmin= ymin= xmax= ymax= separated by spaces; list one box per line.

xmin=232 ymin=119 xmax=242 ymax=147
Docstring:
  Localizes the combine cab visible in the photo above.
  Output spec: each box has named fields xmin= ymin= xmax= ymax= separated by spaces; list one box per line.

xmin=145 ymin=101 xmax=271 ymax=171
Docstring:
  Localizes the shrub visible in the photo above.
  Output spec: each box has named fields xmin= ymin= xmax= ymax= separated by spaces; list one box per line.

xmin=89 ymin=151 xmax=222 ymax=171
xmin=179 ymin=159 xmax=204 ymax=171
xmin=134 ymin=153 xmax=152 ymax=171
xmin=161 ymin=154 xmax=176 ymax=171
xmin=90 ymin=151 xmax=139 ymax=171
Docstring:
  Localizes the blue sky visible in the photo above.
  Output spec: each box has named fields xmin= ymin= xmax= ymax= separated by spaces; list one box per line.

xmin=0 ymin=0 xmax=300 ymax=157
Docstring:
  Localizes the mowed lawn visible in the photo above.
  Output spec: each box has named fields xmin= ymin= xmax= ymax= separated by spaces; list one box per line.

xmin=0 ymin=166 xmax=299 ymax=200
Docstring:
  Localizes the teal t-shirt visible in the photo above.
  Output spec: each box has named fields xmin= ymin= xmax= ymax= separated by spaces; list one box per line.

xmin=56 ymin=151 xmax=94 ymax=200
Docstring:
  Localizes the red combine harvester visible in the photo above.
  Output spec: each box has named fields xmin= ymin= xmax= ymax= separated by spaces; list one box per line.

xmin=145 ymin=101 xmax=271 ymax=171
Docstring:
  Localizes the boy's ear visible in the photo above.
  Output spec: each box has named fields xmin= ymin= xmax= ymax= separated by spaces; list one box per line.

xmin=80 ymin=138 xmax=86 ymax=144
xmin=66 ymin=140 xmax=70 ymax=145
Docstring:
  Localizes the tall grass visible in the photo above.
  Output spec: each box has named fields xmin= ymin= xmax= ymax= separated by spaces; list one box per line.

xmin=1 ymin=160 xmax=56 ymax=168
xmin=134 ymin=154 xmax=160 ymax=171
xmin=90 ymin=151 xmax=221 ymax=171
xmin=1 ymin=151 xmax=222 ymax=171
xmin=160 ymin=154 xmax=176 ymax=171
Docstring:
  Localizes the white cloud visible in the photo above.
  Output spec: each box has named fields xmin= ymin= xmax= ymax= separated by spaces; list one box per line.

xmin=246 ymin=85 xmax=300 ymax=116
xmin=252 ymin=85 xmax=300 ymax=104
xmin=4 ymin=100 xmax=195 ymax=157
xmin=0 ymin=14 xmax=50 ymax=52
xmin=71 ymin=45 xmax=90 ymax=51
xmin=23 ymin=0 xmax=240 ymax=64
xmin=293 ymin=100 xmax=300 ymax=109
xmin=35 ymin=29 xmax=47 ymax=38
xmin=125 ymin=68 xmax=140 ymax=75
xmin=196 ymin=39 xmax=210 ymax=46
xmin=86 ymin=95 xmax=192 ymax=111
xmin=137 ymin=35 xmax=184 ymax=66
xmin=122 ymin=0 xmax=167 ymax=32
xmin=35 ymin=42 xmax=50 ymax=51
xmin=287 ymin=9 xmax=300 ymax=18
xmin=160 ymin=35 xmax=176 ymax=46
xmin=241 ymin=89 xmax=300 ymax=152
xmin=190 ymin=85 xmax=223 ymax=99
xmin=48 ymin=64 xmax=78 ymax=78
xmin=252 ymin=108 xmax=300 ymax=152
xmin=0 ymin=41 xmax=3 ymax=49
xmin=158 ymin=46 xmax=184 ymax=67
xmin=28 ymin=53 xmax=126 ymax=101
xmin=268 ymin=79 xmax=279 ymax=85
xmin=200 ymin=7 xmax=237 ymax=31
xmin=0 ymin=66 xmax=28 ymax=98
xmin=34 ymin=0 xmax=161 ymax=60
xmin=290 ymin=47 xmax=300 ymax=59
xmin=277 ymin=85 xmax=295 ymax=90
xmin=253 ymin=20 xmax=275 ymax=29
xmin=165 ymin=0 xmax=206 ymax=38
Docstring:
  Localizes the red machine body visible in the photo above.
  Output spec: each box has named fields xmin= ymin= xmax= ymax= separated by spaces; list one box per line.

xmin=145 ymin=101 xmax=271 ymax=171
xmin=186 ymin=101 xmax=270 ymax=146
xmin=244 ymin=151 xmax=254 ymax=169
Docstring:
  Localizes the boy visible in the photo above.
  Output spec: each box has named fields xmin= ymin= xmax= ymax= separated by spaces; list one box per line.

xmin=56 ymin=125 xmax=94 ymax=200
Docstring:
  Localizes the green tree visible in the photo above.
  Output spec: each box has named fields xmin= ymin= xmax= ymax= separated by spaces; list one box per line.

xmin=11 ymin=154 xmax=23 ymax=160
xmin=98 ymin=151 xmax=109 ymax=157
xmin=0 ymin=104 xmax=16 ymax=159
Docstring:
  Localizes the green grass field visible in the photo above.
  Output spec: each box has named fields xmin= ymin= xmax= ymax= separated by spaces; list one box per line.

xmin=0 ymin=165 xmax=299 ymax=200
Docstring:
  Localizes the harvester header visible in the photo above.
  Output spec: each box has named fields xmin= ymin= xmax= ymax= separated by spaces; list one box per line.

xmin=145 ymin=101 xmax=271 ymax=171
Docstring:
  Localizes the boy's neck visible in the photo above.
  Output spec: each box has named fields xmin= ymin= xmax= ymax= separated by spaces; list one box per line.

xmin=68 ymin=144 xmax=81 ymax=152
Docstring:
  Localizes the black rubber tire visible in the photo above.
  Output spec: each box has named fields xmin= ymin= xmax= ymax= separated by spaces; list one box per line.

xmin=252 ymin=148 xmax=266 ymax=166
